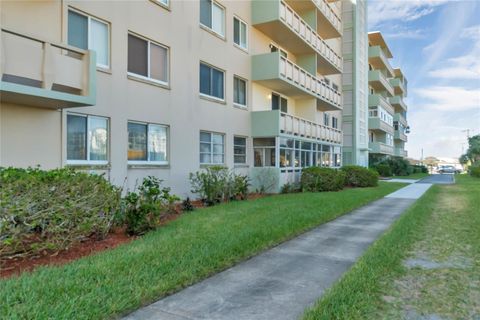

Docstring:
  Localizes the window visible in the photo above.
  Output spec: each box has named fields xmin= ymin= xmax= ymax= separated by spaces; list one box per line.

xmin=67 ymin=114 xmax=108 ymax=163
xmin=200 ymin=131 xmax=225 ymax=164
xmin=200 ymin=0 xmax=225 ymax=37
xmin=68 ymin=9 xmax=110 ymax=68
xmin=253 ymin=138 xmax=276 ymax=167
xmin=323 ymin=113 xmax=330 ymax=126
xmin=233 ymin=17 xmax=247 ymax=49
xmin=200 ymin=62 xmax=225 ymax=100
xmin=128 ymin=33 xmax=169 ymax=84
xmin=128 ymin=122 xmax=168 ymax=163
xmin=234 ymin=76 xmax=247 ymax=107
xmin=234 ymin=136 xmax=247 ymax=164
xmin=272 ymin=93 xmax=287 ymax=113
xmin=152 ymin=0 xmax=169 ymax=7
xmin=332 ymin=117 xmax=338 ymax=129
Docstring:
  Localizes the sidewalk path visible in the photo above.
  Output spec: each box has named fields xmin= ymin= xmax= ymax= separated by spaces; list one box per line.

xmin=124 ymin=183 xmax=433 ymax=320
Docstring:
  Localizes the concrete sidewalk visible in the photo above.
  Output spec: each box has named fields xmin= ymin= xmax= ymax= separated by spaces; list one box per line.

xmin=124 ymin=184 xmax=433 ymax=320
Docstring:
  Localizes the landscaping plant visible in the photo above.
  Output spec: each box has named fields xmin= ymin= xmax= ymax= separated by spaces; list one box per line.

xmin=374 ymin=163 xmax=392 ymax=177
xmin=0 ymin=167 xmax=121 ymax=258
xmin=341 ymin=165 xmax=379 ymax=187
xmin=301 ymin=167 xmax=346 ymax=192
xmin=123 ymin=176 xmax=180 ymax=235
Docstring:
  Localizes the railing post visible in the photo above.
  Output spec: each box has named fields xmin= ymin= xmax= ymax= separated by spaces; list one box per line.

xmin=42 ymin=42 xmax=54 ymax=90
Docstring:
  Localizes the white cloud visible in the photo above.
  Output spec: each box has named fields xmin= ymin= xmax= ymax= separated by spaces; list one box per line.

xmin=368 ymin=0 xmax=448 ymax=28
xmin=383 ymin=25 xmax=427 ymax=39
xmin=414 ymin=86 xmax=480 ymax=111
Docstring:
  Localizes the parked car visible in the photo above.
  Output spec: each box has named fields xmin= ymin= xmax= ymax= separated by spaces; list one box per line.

xmin=438 ymin=165 xmax=460 ymax=174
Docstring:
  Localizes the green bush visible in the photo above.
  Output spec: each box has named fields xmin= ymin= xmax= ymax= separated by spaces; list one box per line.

xmin=0 ymin=167 xmax=121 ymax=258
xmin=470 ymin=165 xmax=480 ymax=178
xmin=375 ymin=163 xmax=392 ymax=177
xmin=189 ymin=166 xmax=250 ymax=205
xmin=123 ymin=176 xmax=179 ymax=235
xmin=301 ymin=167 xmax=346 ymax=192
xmin=341 ymin=165 xmax=379 ymax=187
xmin=280 ymin=182 xmax=300 ymax=194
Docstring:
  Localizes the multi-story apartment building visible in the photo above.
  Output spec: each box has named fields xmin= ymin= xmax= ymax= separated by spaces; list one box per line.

xmin=367 ymin=31 xmax=408 ymax=163
xmin=1 ymin=0 xmax=355 ymax=194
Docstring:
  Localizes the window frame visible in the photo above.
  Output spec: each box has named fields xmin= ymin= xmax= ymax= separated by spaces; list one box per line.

xmin=233 ymin=16 xmax=248 ymax=51
xmin=149 ymin=0 xmax=169 ymax=9
xmin=199 ymin=61 xmax=226 ymax=102
xmin=67 ymin=7 xmax=111 ymax=70
xmin=200 ymin=131 xmax=225 ymax=165
xmin=233 ymin=75 xmax=247 ymax=108
xmin=233 ymin=135 xmax=247 ymax=165
xmin=66 ymin=113 xmax=109 ymax=165
xmin=127 ymin=32 xmax=170 ymax=87
xmin=200 ymin=0 xmax=226 ymax=38
xmin=127 ymin=120 xmax=170 ymax=165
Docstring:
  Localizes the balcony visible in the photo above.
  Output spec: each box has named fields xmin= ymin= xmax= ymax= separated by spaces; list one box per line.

xmin=252 ymin=52 xmax=342 ymax=111
xmin=284 ymin=0 xmax=342 ymax=39
xmin=0 ymin=29 xmax=96 ymax=109
xmin=394 ymin=130 xmax=408 ymax=142
xmin=369 ymin=94 xmax=394 ymax=115
xmin=369 ymin=70 xmax=394 ymax=97
xmin=251 ymin=110 xmax=342 ymax=144
xmin=252 ymin=0 xmax=342 ymax=74
xmin=393 ymin=113 xmax=408 ymax=127
xmin=369 ymin=117 xmax=394 ymax=135
xmin=394 ymin=147 xmax=408 ymax=158
xmin=368 ymin=46 xmax=394 ymax=77
xmin=389 ymin=95 xmax=407 ymax=112
xmin=369 ymin=142 xmax=394 ymax=155
xmin=390 ymin=78 xmax=406 ymax=96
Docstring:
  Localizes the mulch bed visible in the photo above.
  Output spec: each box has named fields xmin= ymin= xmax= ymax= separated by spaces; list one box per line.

xmin=1 ymin=194 xmax=266 ymax=279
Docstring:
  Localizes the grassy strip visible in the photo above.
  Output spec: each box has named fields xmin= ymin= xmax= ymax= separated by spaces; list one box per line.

xmin=303 ymin=182 xmax=439 ymax=319
xmin=392 ymin=172 xmax=430 ymax=180
xmin=0 ymin=182 xmax=404 ymax=319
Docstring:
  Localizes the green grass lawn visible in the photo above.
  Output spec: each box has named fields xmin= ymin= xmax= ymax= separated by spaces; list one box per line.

xmin=303 ymin=175 xmax=479 ymax=320
xmin=392 ymin=172 xmax=430 ymax=179
xmin=0 ymin=182 xmax=404 ymax=319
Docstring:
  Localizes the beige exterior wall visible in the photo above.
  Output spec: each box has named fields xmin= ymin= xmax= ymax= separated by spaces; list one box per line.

xmin=1 ymin=0 xmax=347 ymax=194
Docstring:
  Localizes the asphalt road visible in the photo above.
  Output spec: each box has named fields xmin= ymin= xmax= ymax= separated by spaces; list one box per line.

xmin=417 ymin=174 xmax=455 ymax=185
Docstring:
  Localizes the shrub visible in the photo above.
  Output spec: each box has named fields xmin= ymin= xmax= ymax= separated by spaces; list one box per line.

xmin=375 ymin=164 xmax=392 ymax=177
xmin=123 ymin=176 xmax=180 ymax=235
xmin=301 ymin=167 xmax=346 ymax=192
xmin=470 ymin=165 xmax=480 ymax=178
xmin=280 ymin=182 xmax=300 ymax=194
xmin=189 ymin=166 xmax=250 ymax=205
xmin=341 ymin=166 xmax=379 ymax=187
xmin=0 ymin=167 xmax=121 ymax=258
xmin=181 ymin=197 xmax=195 ymax=212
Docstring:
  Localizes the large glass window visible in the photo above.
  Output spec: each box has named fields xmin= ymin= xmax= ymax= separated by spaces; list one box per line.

xmin=234 ymin=76 xmax=247 ymax=107
xmin=200 ymin=131 xmax=225 ymax=164
xmin=233 ymin=17 xmax=247 ymax=50
xmin=68 ymin=9 xmax=110 ymax=68
xmin=253 ymin=138 xmax=275 ymax=167
xmin=67 ymin=114 xmax=108 ymax=163
xmin=128 ymin=34 xmax=169 ymax=84
xmin=128 ymin=122 xmax=168 ymax=163
xmin=200 ymin=0 xmax=225 ymax=37
xmin=233 ymin=136 xmax=247 ymax=164
xmin=272 ymin=93 xmax=288 ymax=113
xmin=200 ymin=62 xmax=225 ymax=100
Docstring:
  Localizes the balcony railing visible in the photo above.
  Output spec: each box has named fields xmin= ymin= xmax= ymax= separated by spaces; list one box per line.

xmin=0 ymin=28 xmax=96 ymax=108
xmin=393 ymin=113 xmax=408 ymax=127
xmin=311 ymin=0 xmax=342 ymax=37
xmin=369 ymin=70 xmax=394 ymax=97
xmin=394 ymin=130 xmax=408 ymax=142
xmin=394 ymin=148 xmax=408 ymax=158
xmin=280 ymin=112 xmax=342 ymax=144
xmin=389 ymin=95 xmax=408 ymax=112
xmin=251 ymin=110 xmax=342 ymax=145
xmin=369 ymin=142 xmax=394 ymax=155
xmin=279 ymin=55 xmax=341 ymax=108
xmin=390 ymin=78 xmax=406 ymax=96
xmin=279 ymin=1 xmax=342 ymax=72
xmin=368 ymin=46 xmax=394 ymax=77
xmin=369 ymin=94 xmax=394 ymax=115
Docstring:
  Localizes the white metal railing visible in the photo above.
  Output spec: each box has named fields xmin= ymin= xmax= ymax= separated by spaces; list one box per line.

xmin=279 ymin=1 xmax=342 ymax=71
xmin=311 ymin=0 xmax=342 ymax=34
xmin=370 ymin=70 xmax=394 ymax=96
xmin=279 ymin=55 xmax=342 ymax=108
xmin=280 ymin=112 xmax=342 ymax=144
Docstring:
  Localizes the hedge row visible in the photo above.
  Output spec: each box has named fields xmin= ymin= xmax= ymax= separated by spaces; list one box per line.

xmin=300 ymin=166 xmax=378 ymax=192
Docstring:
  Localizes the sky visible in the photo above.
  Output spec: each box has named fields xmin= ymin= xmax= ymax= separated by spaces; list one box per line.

xmin=367 ymin=0 xmax=480 ymax=160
